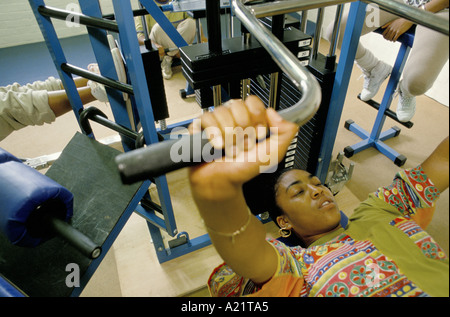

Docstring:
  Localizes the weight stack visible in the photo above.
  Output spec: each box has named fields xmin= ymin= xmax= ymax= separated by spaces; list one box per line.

xmin=250 ymin=52 xmax=336 ymax=175
xmin=194 ymin=80 xmax=242 ymax=109
xmin=180 ymin=23 xmax=312 ymax=109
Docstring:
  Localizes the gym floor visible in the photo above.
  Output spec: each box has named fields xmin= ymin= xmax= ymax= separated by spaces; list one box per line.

xmin=0 ymin=38 xmax=448 ymax=297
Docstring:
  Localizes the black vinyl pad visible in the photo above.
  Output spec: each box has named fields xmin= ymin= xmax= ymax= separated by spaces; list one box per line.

xmin=0 ymin=132 xmax=143 ymax=296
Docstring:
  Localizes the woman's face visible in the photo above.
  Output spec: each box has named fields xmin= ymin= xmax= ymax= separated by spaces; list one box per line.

xmin=275 ymin=169 xmax=341 ymax=241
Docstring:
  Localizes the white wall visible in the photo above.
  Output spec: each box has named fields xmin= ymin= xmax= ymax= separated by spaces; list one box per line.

xmin=1 ymin=1 xmax=86 ymax=48
xmin=0 ymin=0 xmax=141 ymax=49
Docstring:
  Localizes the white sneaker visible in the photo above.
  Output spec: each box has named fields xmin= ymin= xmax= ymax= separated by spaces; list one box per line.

xmin=161 ymin=55 xmax=173 ymax=80
xmin=396 ymin=83 xmax=416 ymax=122
xmin=87 ymin=63 xmax=108 ymax=102
xmin=88 ymin=63 xmax=101 ymax=75
xmin=87 ymin=80 xmax=109 ymax=102
xmin=359 ymin=61 xmax=392 ymax=101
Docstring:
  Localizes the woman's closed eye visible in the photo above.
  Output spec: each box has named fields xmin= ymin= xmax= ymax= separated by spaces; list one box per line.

xmin=286 ymin=176 xmax=324 ymax=198
xmin=287 ymin=185 xmax=304 ymax=198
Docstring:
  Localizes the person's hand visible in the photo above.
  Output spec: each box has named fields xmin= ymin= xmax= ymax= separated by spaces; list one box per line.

xmin=381 ymin=18 xmax=414 ymax=42
xmin=188 ymin=96 xmax=299 ymax=201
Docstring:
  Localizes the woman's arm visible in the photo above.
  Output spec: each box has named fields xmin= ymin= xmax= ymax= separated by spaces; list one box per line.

xmin=381 ymin=0 xmax=449 ymax=42
xmin=373 ymin=136 xmax=448 ymax=229
xmin=423 ymin=0 xmax=450 ymax=13
xmin=421 ymin=136 xmax=449 ymax=193
xmin=189 ymin=96 xmax=298 ymax=284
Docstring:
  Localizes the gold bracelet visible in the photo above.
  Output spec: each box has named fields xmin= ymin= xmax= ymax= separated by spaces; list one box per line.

xmin=204 ymin=209 xmax=252 ymax=244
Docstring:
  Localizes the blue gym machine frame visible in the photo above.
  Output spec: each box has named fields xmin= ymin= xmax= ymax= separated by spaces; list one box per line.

xmin=315 ymin=1 xmax=368 ymax=182
xmin=28 ymin=0 xmax=212 ymax=266
xmin=112 ymin=0 xmax=212 ymax=263
xmin=343 ymin=28 xmax=415 ymax=167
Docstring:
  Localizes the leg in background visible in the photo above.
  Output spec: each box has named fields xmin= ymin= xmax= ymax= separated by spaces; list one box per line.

xmin=324 ymin=2 xmax=403 ymax=101
xmin=396 ymin=10 xmax=449 ymax=122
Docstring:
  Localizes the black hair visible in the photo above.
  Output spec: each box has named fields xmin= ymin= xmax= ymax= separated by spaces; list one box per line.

xmin=242 ymin=168 xmax=290 ymax=227
xmin=242 ymin=167 xmax=308 ymax=248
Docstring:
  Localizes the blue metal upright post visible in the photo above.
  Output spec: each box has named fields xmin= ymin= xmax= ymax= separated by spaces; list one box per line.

xmin=112 ymin=0 xmax=178 ymax=237
xmin=315 ymin=1 xmax=368 ymax=182
xmin=343 ymin=28 xmax=415 ymax=167
xmin=112 ymin=0 xmax=211 ymax=262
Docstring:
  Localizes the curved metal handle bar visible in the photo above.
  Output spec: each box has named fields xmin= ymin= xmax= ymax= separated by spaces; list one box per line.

xmin=367 ymin=0 xmax=449 ymax=36
xmin=245 ymin=0 xmax=352 ymax=18
xmin=232 ymin=0 xmax=322 ymax=125
xmin=115 ymin=0 xmax=322 ymax=183
xmin=246 ymin=0 xmax=448 ymax=36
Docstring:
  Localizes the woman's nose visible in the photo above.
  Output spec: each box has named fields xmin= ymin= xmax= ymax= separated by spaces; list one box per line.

xmin=309 ymin=185 xmax=323 ymax=198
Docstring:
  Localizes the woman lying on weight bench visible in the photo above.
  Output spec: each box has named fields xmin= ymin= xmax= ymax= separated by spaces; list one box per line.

xmin=188 ymin=95 xmax=449 ymax=297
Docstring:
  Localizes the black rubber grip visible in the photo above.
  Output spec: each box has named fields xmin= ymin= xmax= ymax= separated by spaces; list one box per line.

xmin=49 ymin=217 xmax=101 ymax=259
xmin=115 ymin=134 xmax=222 ymax=184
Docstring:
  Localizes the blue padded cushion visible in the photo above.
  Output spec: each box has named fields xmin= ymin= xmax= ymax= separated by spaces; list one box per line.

xmin=0 ymin=148 xmax=22 ymax=164
xmin=0 ymin=160 xmax=73 ymax=247
xmin=0 ymin=274 xmax=25 ymax=297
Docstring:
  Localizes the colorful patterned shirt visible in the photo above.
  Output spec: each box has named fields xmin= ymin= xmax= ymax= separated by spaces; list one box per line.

xmin=208 ymin=165 xmax=448 ymax=297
